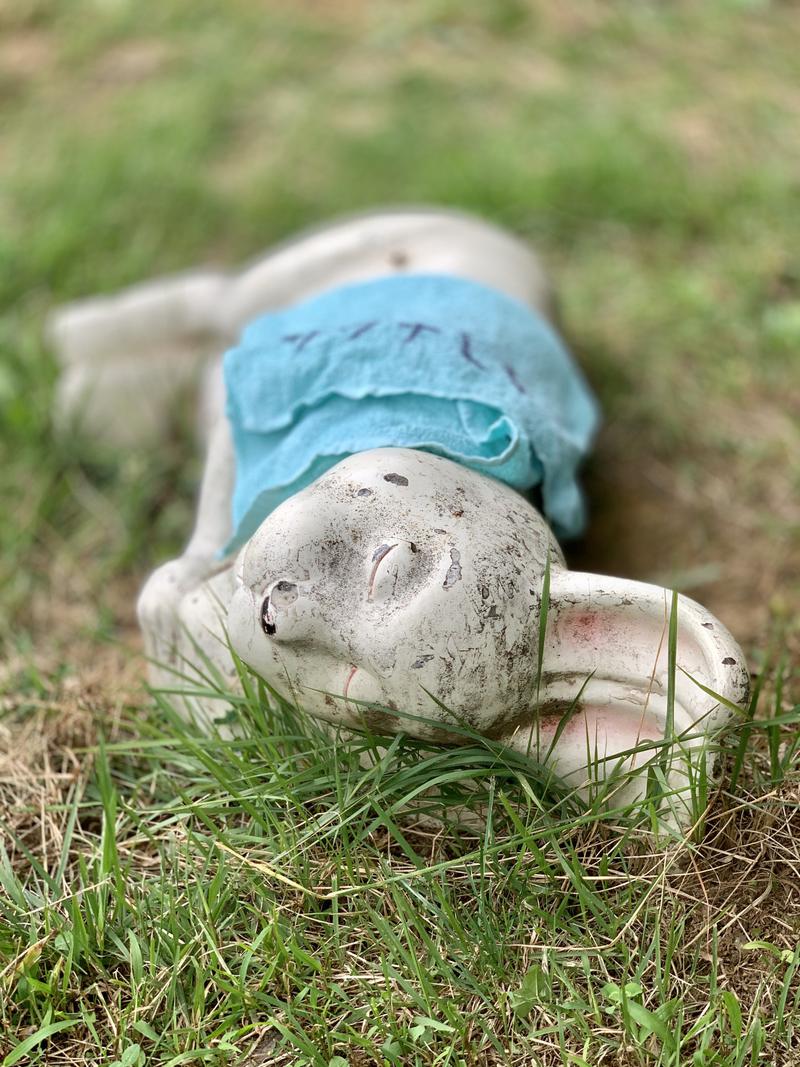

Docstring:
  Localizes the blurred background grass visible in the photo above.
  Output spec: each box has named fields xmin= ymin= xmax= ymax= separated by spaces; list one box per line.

xmin=1 ymin=0 xmax=798 ymax=680
xmin=1 ymin=3 xmax=799 ymax=1063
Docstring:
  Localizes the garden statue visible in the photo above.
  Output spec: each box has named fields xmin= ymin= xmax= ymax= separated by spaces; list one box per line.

xmin=50 ymin=209 xmax=749 ymax=818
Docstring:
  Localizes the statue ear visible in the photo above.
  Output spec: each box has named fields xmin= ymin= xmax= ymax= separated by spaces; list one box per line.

xmin=504 ymin=570 xmax=749 ymax=817
xmin=541 ymin=570 xmax=748 ymax=728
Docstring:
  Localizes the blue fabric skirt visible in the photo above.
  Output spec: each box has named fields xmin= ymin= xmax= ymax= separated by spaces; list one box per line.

xmin=222 ymin=273 xmax=599 ymax=554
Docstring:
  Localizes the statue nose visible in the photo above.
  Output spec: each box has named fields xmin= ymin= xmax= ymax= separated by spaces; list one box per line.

xmin=230 ymin=576 xmax=359 ymax=670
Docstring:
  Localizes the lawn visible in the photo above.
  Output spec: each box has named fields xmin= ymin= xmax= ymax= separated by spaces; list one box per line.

xmin=1 ymin=1 xmax=799 ymax=1064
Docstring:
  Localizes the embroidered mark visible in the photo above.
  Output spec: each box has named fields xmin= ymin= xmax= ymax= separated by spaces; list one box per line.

xmin=504 ymin=363 xmax=526 ymax=395
xmin=277 ymin=320 xmax=531 ymax=401
xmin=282 ymin=330 xmax=320 ymax=353
xmin=347 ymin=321 xmax=377 ymax=340
xmin=399 ymin=322 xmax=440 ymax=344
xmin=459 ymin=332 xmax=486 ymax=371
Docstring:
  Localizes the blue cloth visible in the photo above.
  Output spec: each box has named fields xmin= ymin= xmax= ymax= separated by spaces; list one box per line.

xmin=222 ymin=273 xmax=599 ymax=554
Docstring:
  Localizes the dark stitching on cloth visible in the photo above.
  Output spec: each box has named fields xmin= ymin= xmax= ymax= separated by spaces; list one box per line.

xmin=398 ymin=322 xmax=440 ymax=344
xmin=282 ymin=330 xmax=320 ymax=353
xmin=459 ymin=331 xmax=486 ymax=371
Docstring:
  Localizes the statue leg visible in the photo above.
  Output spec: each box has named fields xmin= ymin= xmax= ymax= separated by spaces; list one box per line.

xmin=138 ymin=552 xmax=243 ymax=730
xmin=217 ymin=207 xmax=555 ymax=331
xmin=136 ymin=411 xmax=242 ymax=725
xmin=50 ymin=208 xmax=553 ymax=447
xmin=49 ymin=272 xmax=229 ymax=448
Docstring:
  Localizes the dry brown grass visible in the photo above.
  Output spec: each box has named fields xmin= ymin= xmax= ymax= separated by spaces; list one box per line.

xmin=2 ymin=0 xmax=799 ymax=1060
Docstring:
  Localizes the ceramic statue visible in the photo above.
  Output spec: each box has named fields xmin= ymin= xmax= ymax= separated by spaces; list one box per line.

xmin=49 ymin=209 xmax=749 ymax=817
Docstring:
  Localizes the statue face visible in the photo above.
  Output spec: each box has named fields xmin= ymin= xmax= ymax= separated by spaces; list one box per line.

xmin=227 ymin=448 xmax=564 ymax=739
xmin=225 ymin=446 xmax=747 ymax=815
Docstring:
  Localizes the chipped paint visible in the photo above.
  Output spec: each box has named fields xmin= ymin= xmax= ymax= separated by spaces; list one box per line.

xmin=443 ymin=548 xmax=462 ymax=589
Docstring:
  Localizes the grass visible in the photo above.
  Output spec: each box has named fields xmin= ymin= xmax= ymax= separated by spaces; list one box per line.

xmin=1 ymin=671 xmax=798 ymax=1065
xmin=1 ymin=0 xmax=799 ymax=1063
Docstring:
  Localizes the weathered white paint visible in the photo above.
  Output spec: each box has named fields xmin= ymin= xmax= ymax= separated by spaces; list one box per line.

xmin=50 ymin=209 xmax=749 ymax=820
xmin=227 ymin=447 xmax=748 ymax=819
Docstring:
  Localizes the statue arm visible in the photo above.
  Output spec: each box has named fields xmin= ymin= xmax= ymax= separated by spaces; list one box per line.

xmin=185 ymin=414 xmax=235 ymax=558
xmin=137 ymin=413 xmax=238 ymax=687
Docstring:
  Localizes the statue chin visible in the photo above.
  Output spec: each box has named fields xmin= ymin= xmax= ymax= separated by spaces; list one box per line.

xmin=228 ymin=447 xmax=749 ymax=814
